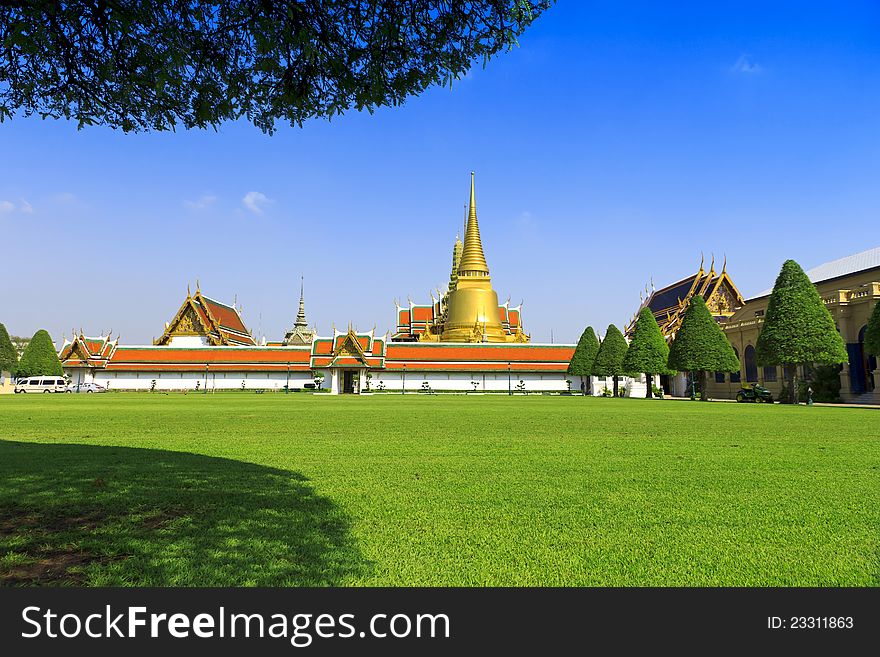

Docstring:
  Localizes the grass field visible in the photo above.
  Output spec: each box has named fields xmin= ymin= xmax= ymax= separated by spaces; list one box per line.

xmin=0 ymin=393 xmax=877 ymax=587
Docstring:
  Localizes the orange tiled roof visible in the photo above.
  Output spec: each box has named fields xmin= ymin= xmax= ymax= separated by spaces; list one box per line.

xmin=106 ymin=346 xmax=311 ymax=371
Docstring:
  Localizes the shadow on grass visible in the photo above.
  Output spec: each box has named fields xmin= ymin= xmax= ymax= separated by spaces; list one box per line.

xmin=0 ymin=440 xmax=366 ymax=586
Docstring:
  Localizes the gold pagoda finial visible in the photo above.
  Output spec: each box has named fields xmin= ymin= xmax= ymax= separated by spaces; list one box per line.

xmin=699 ymin=252 xmax=704 ymax=272
xmin=721 ymin=254 xmax=727 ymax=274
xmin=196 ymin=279 xmax=200 ymax=294
xmin=458 ymin=171 xmax=490 ymax=276
xmin=708 ymin=253 xmax=715 ymax=274
xmin=187 ymin=283 xmax=191 ymax=297
xmin=448 ymin=232 xmax=463 ymax=292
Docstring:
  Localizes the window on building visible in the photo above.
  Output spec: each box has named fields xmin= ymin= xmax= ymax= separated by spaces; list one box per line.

xmin=730 ymin=348 xmax=741 ymax=383
xmin=715 ymin=371 xmax=725 ymax=383
xmin=763 ymin=365 xmax=777 ymax=382
xmin=744 ymin=345 xmax=758 ymax=382
xmin=755 ymin=309 xmax=765 ymax=317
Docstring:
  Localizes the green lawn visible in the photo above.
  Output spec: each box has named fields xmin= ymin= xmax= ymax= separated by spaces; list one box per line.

xmin=0 ymin=394 xmax=877 ymax=586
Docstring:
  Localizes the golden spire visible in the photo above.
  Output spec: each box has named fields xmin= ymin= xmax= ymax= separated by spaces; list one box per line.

xmin=448 ymin=233 xmax=463 ymax=292
xmin=458 ymin=172 xmax=490 ymax=276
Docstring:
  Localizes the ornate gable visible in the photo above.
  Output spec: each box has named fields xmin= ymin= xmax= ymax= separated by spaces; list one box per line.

xmin=629 ymin=255 xmax=744 ymax=340
xmin=332 ymin=329 xmax=368 ymax=362
xmin=705 ymin=271 xmax=744 ymax=318
xmin=153 ymin=286 xmax=254 ymax=346
xmin=155 ymin=295 xmax=220 ymax=346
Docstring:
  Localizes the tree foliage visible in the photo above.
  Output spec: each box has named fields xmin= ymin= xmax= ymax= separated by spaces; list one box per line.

xmin=668 ymin=296 xmax=740 ymax=374
xmin=593 ymin=324 xmax=627 ymax=396
xmin=865 ymin=300 xmax=880 ymax=357
xmin=0 ymin=322 xmax=17 ymax=375
xmin=16 ymin=329 xmax=63 ymax=378
xmin=567 ymin=326 xmax=599 ymax=376
xmin=755 ymin=260 xmax=847 ymax=367
xmin=0 ymin=1 xmax=554 ymax=133
xmin=623 ymin=308 xmax=671 ymax=377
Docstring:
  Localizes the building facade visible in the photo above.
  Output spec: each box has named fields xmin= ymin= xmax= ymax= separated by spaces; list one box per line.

xmin=705 ymin=247 xmax=880 ymax=404
xmin=630 ymin=248 xmax=880 ymax=403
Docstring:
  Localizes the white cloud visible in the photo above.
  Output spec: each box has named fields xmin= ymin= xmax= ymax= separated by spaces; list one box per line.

xmin=0 ymin=200 xmax=14 ymax=214
xmin=184 ymin=194 xmax=217 ymax=210
xmin=20 ymin=199 xmax=34 ymax=214
xmin=242 ymin=191 xmax=272 ymax=215
xmin=731 ymin=54 xmax=763 ymax=75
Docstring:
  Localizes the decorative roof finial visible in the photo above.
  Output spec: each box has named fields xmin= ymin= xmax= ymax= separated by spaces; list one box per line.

xmin=294 ymin=276 xmax=308 ymax=328
xmin=195 ymin=279 xmax=200 ymax=294
xmin=699 ymin=252 xmax=704 ymax=272
xmin=722 ymin=254 xmax=727 ymax=274
xmin=709 ymin=253 xmax=715 ymax=274
xmin=187 ymin=283 xmax=191 ymax=297
xmin=458 ymin=171 xmax=490 ymax=276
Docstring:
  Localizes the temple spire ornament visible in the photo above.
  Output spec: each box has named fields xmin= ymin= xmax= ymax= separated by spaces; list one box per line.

xmin=295 ymin=276 xmax=308 ymax=328
xmin=283 ymin=277 xmax=317 ymax=345
xmin=458 ymin=172 xmax=490 ymax=276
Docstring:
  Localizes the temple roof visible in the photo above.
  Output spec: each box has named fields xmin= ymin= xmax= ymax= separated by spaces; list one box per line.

xmin=59 ymin=333 xmax=118 ymax=366
xmin=629 ymin=255 xmax=744 ymax=339
xmin=154 ymin=285 xmax=256 ymax=346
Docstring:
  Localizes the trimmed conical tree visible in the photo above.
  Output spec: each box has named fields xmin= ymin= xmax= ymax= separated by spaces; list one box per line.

xmin=623 ymin=308 xmax=671 ymax=398
xmin=865 ymin=301 xmax=880 ymax=357
xmin=16 ymin=329 xmax=63 ymax=378
xmin=756 ymin=260 xmax=848 ymax=403
xmin=668 ymin=295 xmax=740 ymax=401
xmin=0 ymin=323 xmax=17 ymax=378
xmin=567 ymin=326 xmax=600 ymax=395
xmin=592 ymin=324 xmax=628 ymax=397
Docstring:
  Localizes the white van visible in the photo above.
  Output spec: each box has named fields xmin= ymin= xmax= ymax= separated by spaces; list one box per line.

xmin=14 ymin=377 xmax=68 ymax=393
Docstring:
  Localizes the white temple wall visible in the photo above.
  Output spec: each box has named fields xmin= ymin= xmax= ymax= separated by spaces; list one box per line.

xmin=67 ymin=367 xmax=582 ymax=393
xmin=167 ymin=336 xmax=211 ymax=347
xmin=91 ymin=370 xmax=314 ymax=391
xmin=363 ymin=371 xmax=574 ymax=393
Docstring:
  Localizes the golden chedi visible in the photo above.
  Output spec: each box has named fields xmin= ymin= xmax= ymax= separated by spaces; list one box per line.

xmin=441 ymin=173 xmax=511 ymax=342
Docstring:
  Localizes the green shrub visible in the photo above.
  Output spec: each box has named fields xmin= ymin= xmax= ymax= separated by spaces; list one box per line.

xmin=801 ymin=365 xmax=842 ymax=403
xmin=568 ymin=326 xmax=599 ymax=377
xmin=623 ymin=308 xmax=672 ymax=398
xmin=16 ymin=329 xmax=63 ymax=378
xmin=593 ymin=325 xmax=627 ymax=397
xmin=756 ymin=260 xmax=847 ymax=403
xmin=865 ymin=301 xmax=880 ymax=357
xmin=0 ymin=322 xmax=17 ymax=376
xmin=668 ymin=296 xmax=739 ymax=400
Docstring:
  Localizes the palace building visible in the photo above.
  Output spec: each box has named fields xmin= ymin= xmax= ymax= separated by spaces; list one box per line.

xmin=59 ymin=174 xmax=576 ymax=394
xmin=631 ymin=248 xmax=880 ymax=403
xmin=627 ymin=254 xmax=745 ymax=397
xmin=706 ymin=246 xmax=880 ymax=404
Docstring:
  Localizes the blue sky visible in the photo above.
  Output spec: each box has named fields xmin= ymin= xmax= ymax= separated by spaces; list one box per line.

xmin=2 ymin=1 xmax=879 ymax=345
